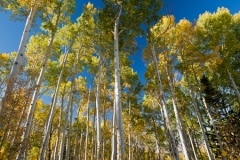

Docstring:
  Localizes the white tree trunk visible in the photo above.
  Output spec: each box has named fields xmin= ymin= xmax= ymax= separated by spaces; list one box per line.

xmin=73 ymin=133 xmax=78 ymax=160
xmin=1 ymin=0 xmax=39 ymax=113
xmin=150 ymin=100 xmax=161 ymax=160
xmin=111 ymin=100 xmax=117 ymax=160
xmin=102 ymin=81 xmax=107 ymax=160
xmin=128 ymin=101 xmax=131 ymax=160
xmin=96 ymin=56 xmax=102 ymax=160
xmin=180 ymin=50 xmax=213 ymax=160
xmin=164 ymin=53 xmax=190 ymax=160
xmin=91 ymin=108 xmax=96 ymax=160
xmin=84 ymin=82 xmax=91 ymax=160
xmin=40 ymin=46 xmax=70 ymax=160
xmin=191 ymin=65 xmax=225 ymax=159
xmin=113 ymin=9 xmax=125 ymax=159
xmin=58 ymin=83 xmax=74 ymax=160
xmin=58 ymin=46 xmax=81 ymax=160
xmin=53 ymin=86 xmax=66 ymax=160
xmin=79 ymin=131 xmax=83 ymax=160
xmin=65 ymin=98 xmax=74 ymax=160
xmin=151 ymin=44 xmax=179 ymax=160
xmin=16 ymin=20 xmax=59 ymax=159
xmin=226 ymin=68 xmax=240 ymax=104
xmin=187 ymin=129 xmax=198 ymax=160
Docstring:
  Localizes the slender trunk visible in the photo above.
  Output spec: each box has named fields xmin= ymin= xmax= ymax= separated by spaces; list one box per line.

xmin=226 ymin=68 xmax=240 ymax=104
xmin=102 ymin=81 xmax=107 ymax=160
xmin=53 ymin=86 xmax=66 ymax=160
xmin=128 ymin=101 xmax=131 ymax=160
xmin=157 ymin=100 xmax=171 ymax=159
xmin=59 ymin=46 xmax=82 ymax=160
xmin=191 ymin=65 xmax=226 ymax=160
xmin=163 ymin=52 xmax=190 ymax=160
xmin=180 ymin=49 xmax=213 ymax=160
xmin=65 ymin=96 xmax=73 ymax=160
xmin=187 ymin=129 xmax=198 ymax=160
xmin=58 ymin=81 xmax=74 ymax=160
xmin=113 ymin=7 xmax=125 ymax=159
xmin=151 ymin=100 xmax=161 ymax=160
xmin=84 ymin=84 xmax=92 ymax=160
xmin=48 ymin=126 xmax=53 ymax=160
xmin=151 ymin=43 xmax=178 ymax=160
xmin=17 ymin=12 xmax=60 ymax=160
xmin=40 ymin=46 xmax=70 ymax=159
xmin=73 ymin=133 xmax=78 ymax=160
xmin=1 ymin=0 xmax=39 ymax=113
xmin=78 ymin=131 xmax=83 ymax=160
xmin=91 ymin=108 xmax=96 ymax=160
xmin=96 ymin=56 xmax=102 ymax=160
xmin=111 ymin=100 xmax=117 ymax=160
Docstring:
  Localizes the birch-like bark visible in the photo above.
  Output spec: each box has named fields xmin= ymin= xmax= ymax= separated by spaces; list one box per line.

xmin=73 ymin=133 xmax=78 ymax=160
xmin=151 ymin=43 xmax=179 ymax=160
xmin=40 ymin=44 xmax=71 ymax=159
xmin=58 ymin=46 xmax=81 ymax=160
xmin=102 ymin=81 xmax=107 ymax=160
xmin=191 ymin=65 xmax=226 ymax=160
xmin=58 ymin=83 xmax=74 ymax=160
xmin=163 ymin=52 xmax=190 ymax=160
xmin=78 ymin=131 xmax=83 ymax=160
xmin=150 ymin=100 xmax=161 ymax=160
xmin=96 ymin=56 xmax=102 ymax=160
xmin=65 ymin=96 xmax=74 ymax=160
xmin=226 ymin=68 xmax=240 ymax=104
xmin=91 ymin=108 xmax=96 ymax=160
xmin=187 ymin=129 xmax=198 ymax=160
xmin=113 ymin=7 xmax=125 ymax=159
xmin=53 ymin=85 xmax=66 ymax=160
xmin=84 ymin=82 xmax=91 ymax=160
xmin=180 ymin=50 xmax=213 ymax=160
xmin=1 ymin=0 xmax=39 ymax=113
xmin=16 ymin=11 xmax=61 ymax=159
xmin=111 ymin=100 xmax=117 ymax=160
xmin=128 ymin=101 xmax=131 ymax=160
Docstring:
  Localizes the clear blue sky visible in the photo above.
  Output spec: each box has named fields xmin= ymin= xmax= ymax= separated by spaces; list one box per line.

xmin=0 ymin=0 xmax=240 ymax=84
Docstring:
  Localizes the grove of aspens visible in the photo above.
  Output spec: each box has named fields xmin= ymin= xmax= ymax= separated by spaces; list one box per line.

xmin=0 ymin=0 xmax=239 ymax=160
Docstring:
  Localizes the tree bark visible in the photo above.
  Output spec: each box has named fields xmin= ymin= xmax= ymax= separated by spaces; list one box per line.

xmin=58 ymin=83 xmax=74 ymax=160
xmin=226 ymin=67 xmax=240 ymax=104
xmin=96 ymin=56 xmax=102 ymax=160
xmin=191 ymin=65 xmax=226 ymax=160
xmin=102 ymin=80 xmax=107 ymax=160
xmin=16 ymin=11 xmax=61 ymax=159
xmin=84 ymin=83 xmax=92 ymax=160
xmin=187 ymin=129 xmax=198 ymax=160
xmin=53 ymin=85 xmax=66 ymax=160
xmin=180 ymin=49 xmax=213 ymax=160
xmin=163 ymin=52 xmax=190 ymax=160
xmin=128 ymin=101 xmax=131 ymax=160
xmin=1 ymin=0 xmax=39 ymax=114
xmin=151 ymin=43 xmax=179 ymax=160
xmin=65 ymin=96 xmax=74 ymax=160
xmin=113 ymin=7 xmax=125 ymax=159
xmin=91 ymin=107 xmax=96 ymax=160
xmin=111 ymin=100 xmax=117 ymax=160
xmin=40 ymin=42 xmax=71 ymax=160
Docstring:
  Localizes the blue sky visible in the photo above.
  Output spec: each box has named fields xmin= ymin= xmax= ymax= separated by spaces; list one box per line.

xmin=0 ymin=0 xmax=240 ymax=84
xmin=0 ymin=0 xmax=239 ymax=120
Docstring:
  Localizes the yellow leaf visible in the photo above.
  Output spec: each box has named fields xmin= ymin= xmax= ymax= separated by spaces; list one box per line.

xmin=222 ymin=150 xmax=227 ymax=156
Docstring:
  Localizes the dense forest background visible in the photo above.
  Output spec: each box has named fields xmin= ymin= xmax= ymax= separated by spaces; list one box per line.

xmin=0 ymin=0 xmax=240 ymax=159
